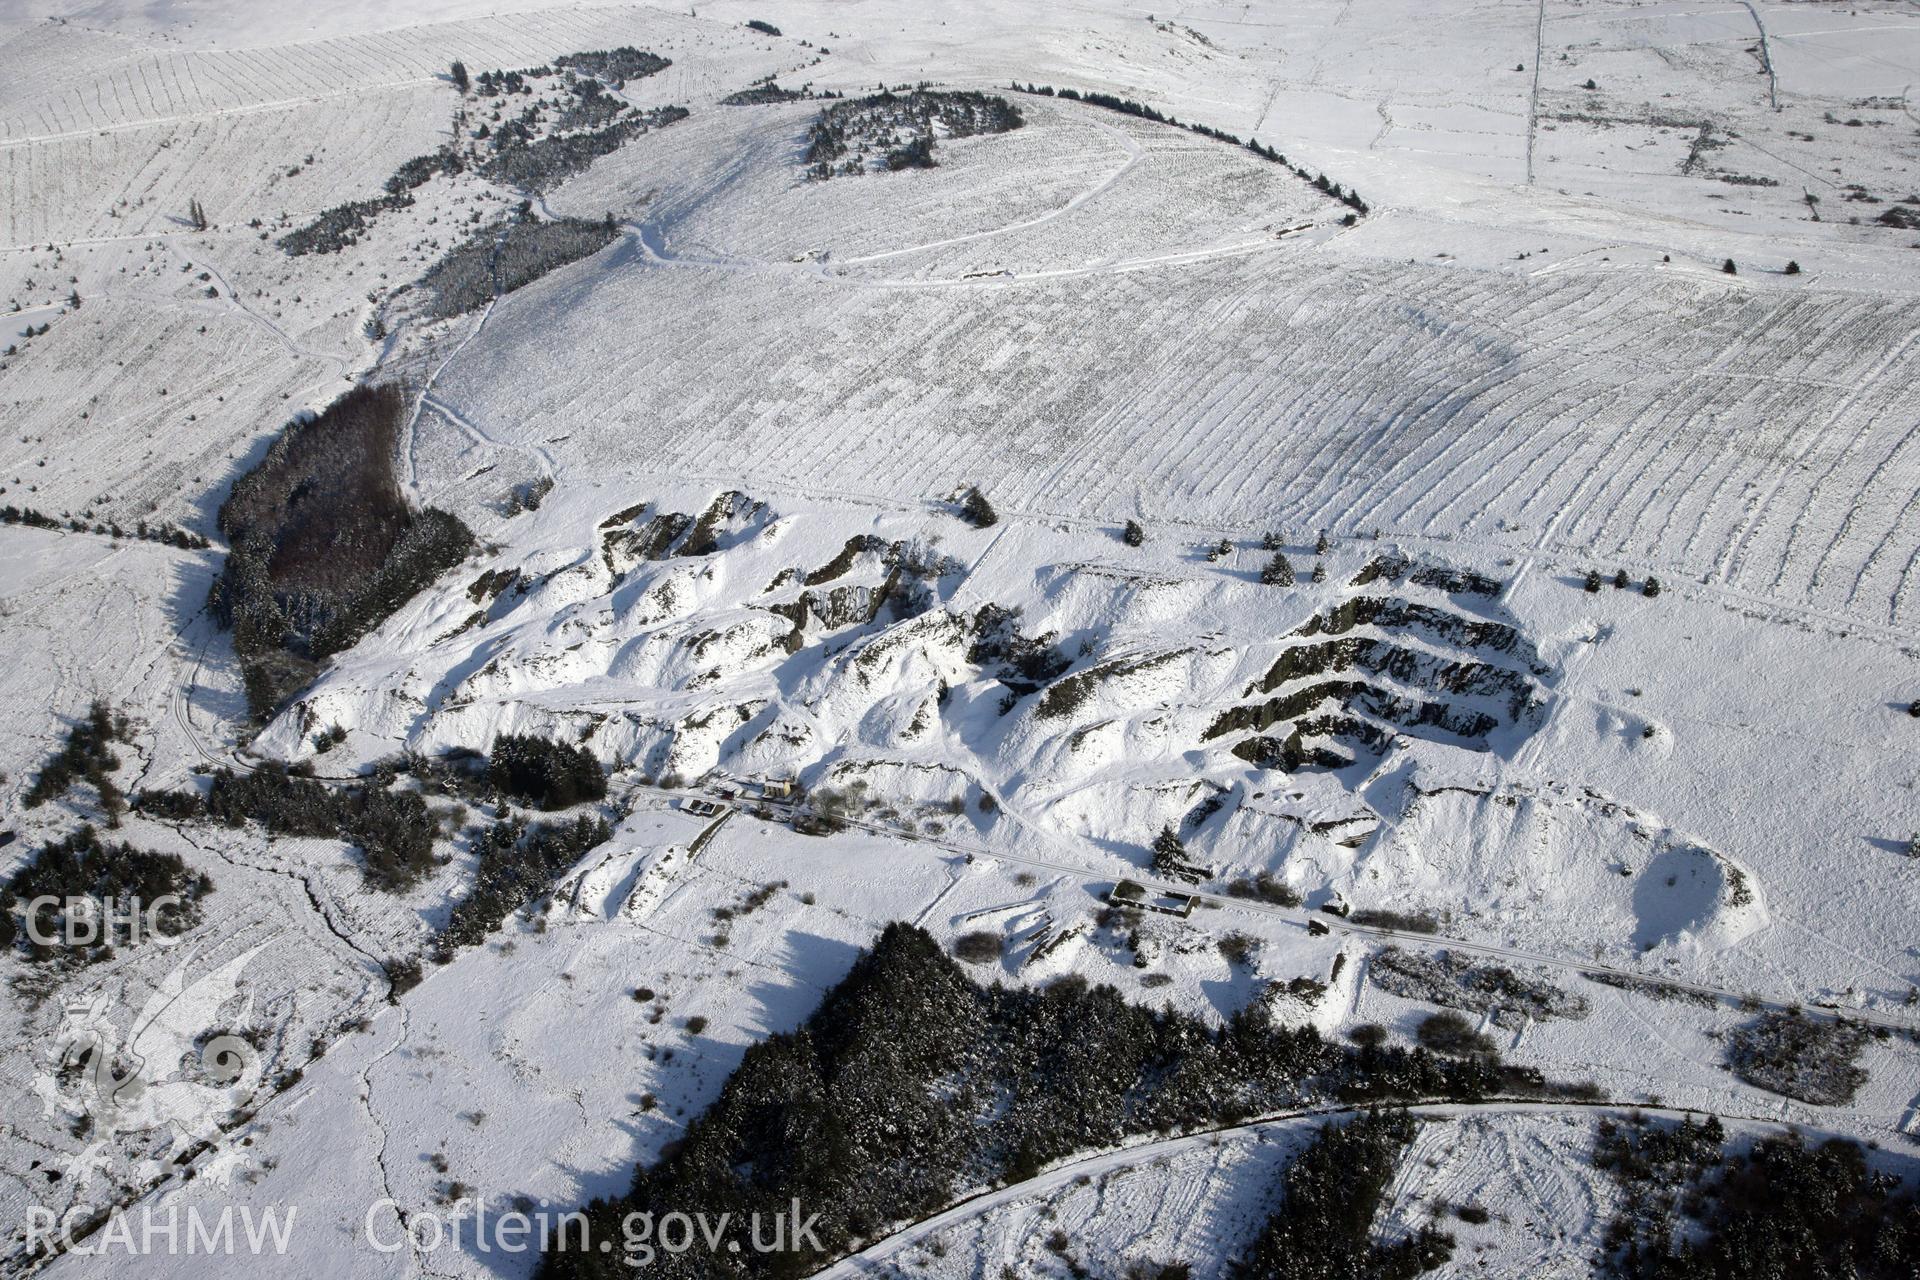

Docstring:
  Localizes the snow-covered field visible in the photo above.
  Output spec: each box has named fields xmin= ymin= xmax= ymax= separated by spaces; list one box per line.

xmin=2 ymin=0 xmax=1919 ymax=1276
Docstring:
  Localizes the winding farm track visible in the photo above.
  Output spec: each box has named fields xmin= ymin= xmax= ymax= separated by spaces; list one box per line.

xmin=813 ymin=1098 xmax=1881 ymax=1277
xmin=837 ymin=119 xmax=1148 ymax=268
xmin=401 ymin=299 xmax=499 ymax=496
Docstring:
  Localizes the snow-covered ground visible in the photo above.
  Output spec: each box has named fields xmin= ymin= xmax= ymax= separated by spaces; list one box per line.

xmin=3 ymin=0 xmax=1919 ymax=1276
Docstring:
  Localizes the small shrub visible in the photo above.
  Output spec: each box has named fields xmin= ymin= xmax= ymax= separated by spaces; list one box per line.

xmin=385 ymin=955 xmax=423 ymax=998
xmin=959 ymin=486 xmax=998 ymax=528
xmin=1224 ymin=872 xmax=1300 ymax=908
xmin=1416 ymin=1011 xmax=1495 ymax=1058
xmin=952 ymin=931 xmax=1003 ymax=963
xmin=1217 ymin=931 xmax=1259 ymax=967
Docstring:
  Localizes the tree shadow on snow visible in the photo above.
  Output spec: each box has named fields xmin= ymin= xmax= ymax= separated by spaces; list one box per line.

xmin=1200 ymin=968 xmax=1265 ymax=1023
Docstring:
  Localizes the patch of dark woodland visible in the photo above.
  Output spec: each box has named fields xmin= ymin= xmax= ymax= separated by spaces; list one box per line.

xmin=210 ymin=384 xmax=472 ymax=721
xmin=537 ymin=923 xmax=1575 ymax=1279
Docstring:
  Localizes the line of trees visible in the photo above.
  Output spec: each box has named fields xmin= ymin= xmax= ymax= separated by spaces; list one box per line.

xmin=420 ymin=214 xmax=622 ymax=319
xmin=141 ymin=764 xmax=442 ymax=890
xmin=24 ymin=700 xmax=133 ymax=827
xmin=1 ymin=504 xmax=210 ymax=549
xmin=1011 ymin=82 xmax=1370 ymax=214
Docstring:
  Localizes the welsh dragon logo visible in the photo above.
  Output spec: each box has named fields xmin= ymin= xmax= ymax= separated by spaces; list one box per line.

xmin=31 ymin=943 xmax=270 ymax=1194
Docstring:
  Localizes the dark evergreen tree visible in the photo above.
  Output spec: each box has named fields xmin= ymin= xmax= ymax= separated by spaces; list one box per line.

xmin=1584 ymin=569 xmax=1604 ymax=592
xmin=1642 ymin=576 xmax=1661 ymax=597
xmin=450 ymin=60 xmax=470 ymax=93
xmin=1261 ymin=552 xmax=1295 ymax=586
xmin=1122 ymin=519 xmax=1145 ymax=547
xmin=1150 ymin=825 xmax=1188 ymax=878
xmin=959 ymin=486 xmax=998 ymax=528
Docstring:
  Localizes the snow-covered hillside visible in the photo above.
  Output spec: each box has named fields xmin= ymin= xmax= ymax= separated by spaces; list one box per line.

xmin=2 ymin=1 xmax=1919 ymax=1277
